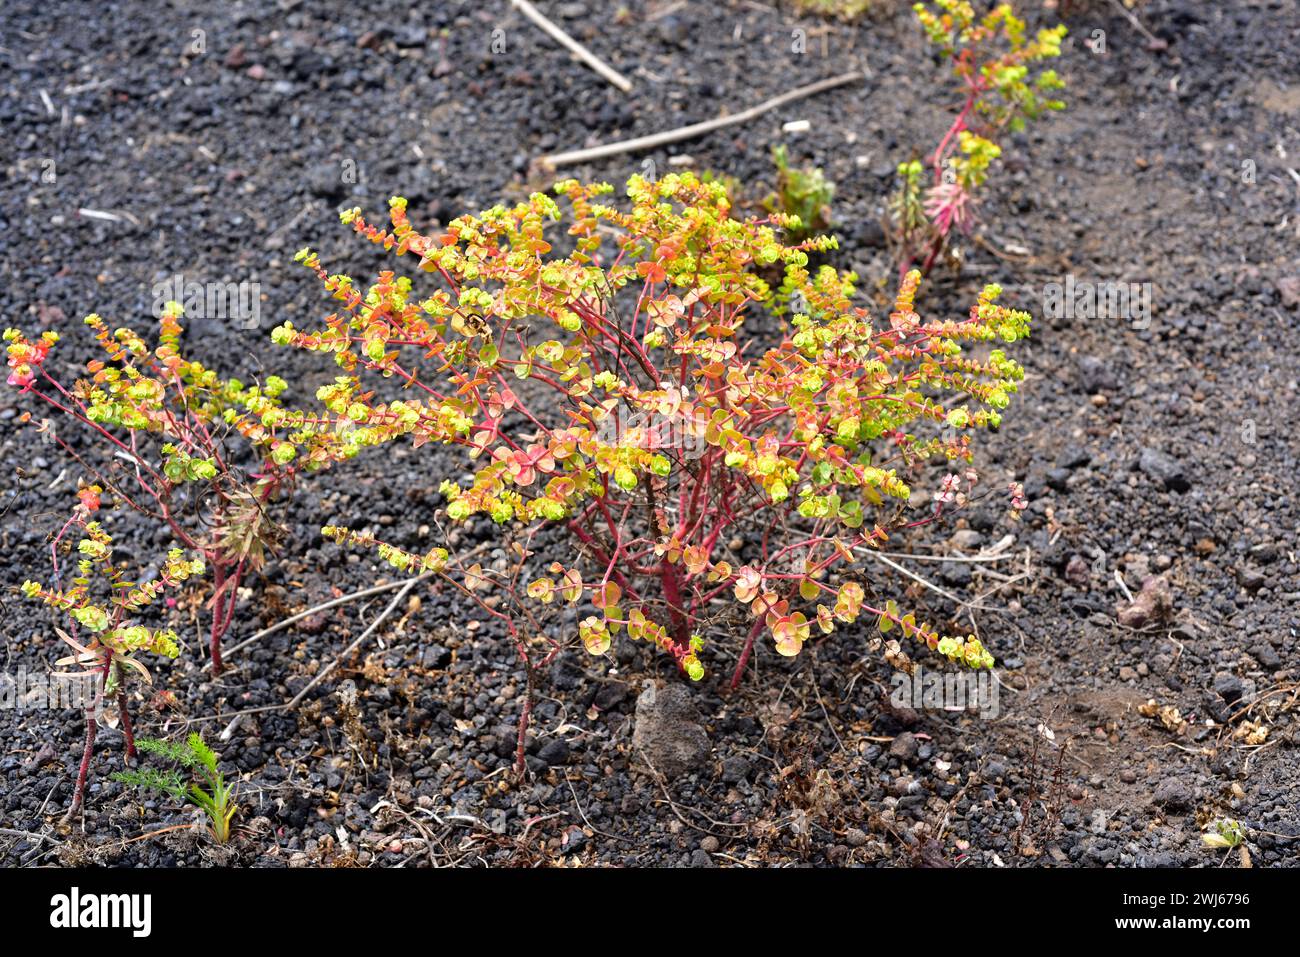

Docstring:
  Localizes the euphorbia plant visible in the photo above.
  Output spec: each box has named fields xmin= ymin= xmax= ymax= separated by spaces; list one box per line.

xmin=763 ymin=145 xmax=835 ymax=243
xmin=280 ymin=171 xmax=1029 ymax=724
xmin=892 ymin=1 xmax=1066 ymax=277
xmin=21 ymin=491 xmax=204 ymax=817
xmin=4 ymin=305 xmax=329 ymax=674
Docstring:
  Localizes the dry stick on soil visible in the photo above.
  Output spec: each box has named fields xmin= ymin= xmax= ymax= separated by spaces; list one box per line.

xmin=858 ymin=548 xmax=1004 ymax=612
xmin=511 ymin=0 xmax=633 ymax=93
xmin=371 ymin=799 xmax=441 ymax=867
xmin=0 ymin=828 xmax=62 ymax=848
xmin=209 ymin=541 xmax=492 ymax=671
xmin=204 ymin=576 xmax=420 ymax=738
xmin=20 ymin=781 xmax=61 ymax=864
xmin=638 ymin=750 xmax=746 ymax=836
xmin=211 ymin=575 xmax=427 ymax=671
xmin=121 ymin=824 xmax=199 ymax=846
xmin=875 ymin=549 xmax=1014 ymax=564
xmin=565 ymin=777 xmax=632 ymax=845
xmin=277 ymin=576 xmax=420 ymax=708
xmin=1107 ymin=0 xmax=1167 ymax=50
xmin=537 ymin=70 xmax=866 ymax=168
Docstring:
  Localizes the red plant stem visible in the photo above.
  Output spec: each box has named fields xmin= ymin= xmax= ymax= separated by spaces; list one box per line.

xmin=27 ymin=378 xmax=168 ymax=494
xmin=65 ymin=652 xmax=112 ymax=820
xmin=208 ymin=559 xmax=243 ymax=676
xmin=515 ymin=668 xmax=534 ymax=778
xmin=907 ymin=84 xmax=987 ymax=279
xmin=117 ymin=686 xmax=136 ymax=760
xmin=920 ymin=233 xmax=947 ymax=277
xmin=26 ymin=372 xmax=211 ymax=553
xmin=658 ymin=558 xmax=690 ymax=646
xmin=65 ymin=715 xmax=97 ymax=821
xmin=566 ymin=519 xmax=640 ymax=601
xmin=931 ymin=96 xmax=977 ymax=185
xmin=210 ymin=561 xmax=227 ymax=675
xmin=45 ymin=431 xmax=158 ymax=517
xmin=730 ymin=618 xmax=766 ymax=692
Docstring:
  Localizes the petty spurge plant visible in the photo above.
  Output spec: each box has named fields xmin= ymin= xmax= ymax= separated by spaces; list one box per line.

xmin=764 ymin=145 xmax=835 ymax=243
xmin=282 ymin=171 xmax=1029 ymax=734
xmin=21 ymin=492 xmax=204 ymax=816
xmin=113 ymin=733 xmax=238 ymax=844
xmin=893 ymin=1 xmax=1066 ymax=276
xmin=5 ymin=306 xmax=334 ymax=674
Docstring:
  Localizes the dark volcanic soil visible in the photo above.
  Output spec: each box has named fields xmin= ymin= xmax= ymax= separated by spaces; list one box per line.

xmin=2 ymin=0 xmax=1298 ymax=868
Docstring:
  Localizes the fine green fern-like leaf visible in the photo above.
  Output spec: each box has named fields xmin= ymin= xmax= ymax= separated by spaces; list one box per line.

xmin=135 ymin=736 xmax=194 ymax=766
xmin=112 ymin=766 xmax=188 ymax=799
xmin=187 ymin=732 xmax=218 ymax=775
xmin=113 ymin=732 xmax=238 ymax=843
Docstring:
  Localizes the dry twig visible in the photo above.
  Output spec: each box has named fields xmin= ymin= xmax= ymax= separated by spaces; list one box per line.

xmin=537 ymin=71 xmax=865 ymax=168
xmin=511 ymin=0 xmax=633 ymax=92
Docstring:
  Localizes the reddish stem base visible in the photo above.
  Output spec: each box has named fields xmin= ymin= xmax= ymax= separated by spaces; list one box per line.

xmin=729 ymin=620 xmax=765 ymax=693
xmin=63 ymin=715 xmax=97 ymax=822
xmin=117 ymin=688 xmax=136 ymax=760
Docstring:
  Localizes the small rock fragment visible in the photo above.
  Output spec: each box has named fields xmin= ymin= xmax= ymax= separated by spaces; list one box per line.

xmin=1138 ymin=448 xmax=1190 ymax=492
xmin=889 ymin=732 xmax=919 ymax=763
xmin=1116 ymin=575 xmax=1174 ymax=628
xmin=1152 ymin=779 xmax=1195 ymax=814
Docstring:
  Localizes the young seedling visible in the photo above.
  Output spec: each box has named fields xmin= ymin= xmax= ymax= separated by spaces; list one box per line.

xmin=5 ymin=306 xmax=339 ymax=674
xmin=892 ymin=1 xmax=1067 ymax=277
xmin=764 ymin=145 xmax=835 ymax=243
xmin=22 ymin=491 xmax=203 ymax=817
xmin=1202 ymin=818 xmax=1245 ymax=850
xmin=113 ymin=733 xmax=238 ymax=844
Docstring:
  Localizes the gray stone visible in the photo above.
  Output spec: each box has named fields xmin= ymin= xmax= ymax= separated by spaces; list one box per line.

xmin=1057 ymin=446 xmax=1091 ymax=469
xmin=1236 ymin=567 xmax=1266 ymax=592
xmin=1254 ymin=643 xmax=1282 ymax=670
xmin=889 ymin=732 xmax=919 ymax=763
xmin=1046 ymin=467 xmax=1072 ymax=491
xmin=1213 ymin=672 xmax=1244 ymax=703
xmin=537 ymin=738 xmax=571 ymax=767
xmin=1139 ymin=448 xmax=1190 ymax=492
xmin=422 ymin=644 xmax=452 ymax=669
xmin=721 ymin=754 xmax=751 ymax=784
xmin=632 ymin=683 xmax=710 ymax=778
xmin=1152 ymin=779 xmax=1195 ymax=814
xmin=1076 ymin=355 xmax=1118 ymax=393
